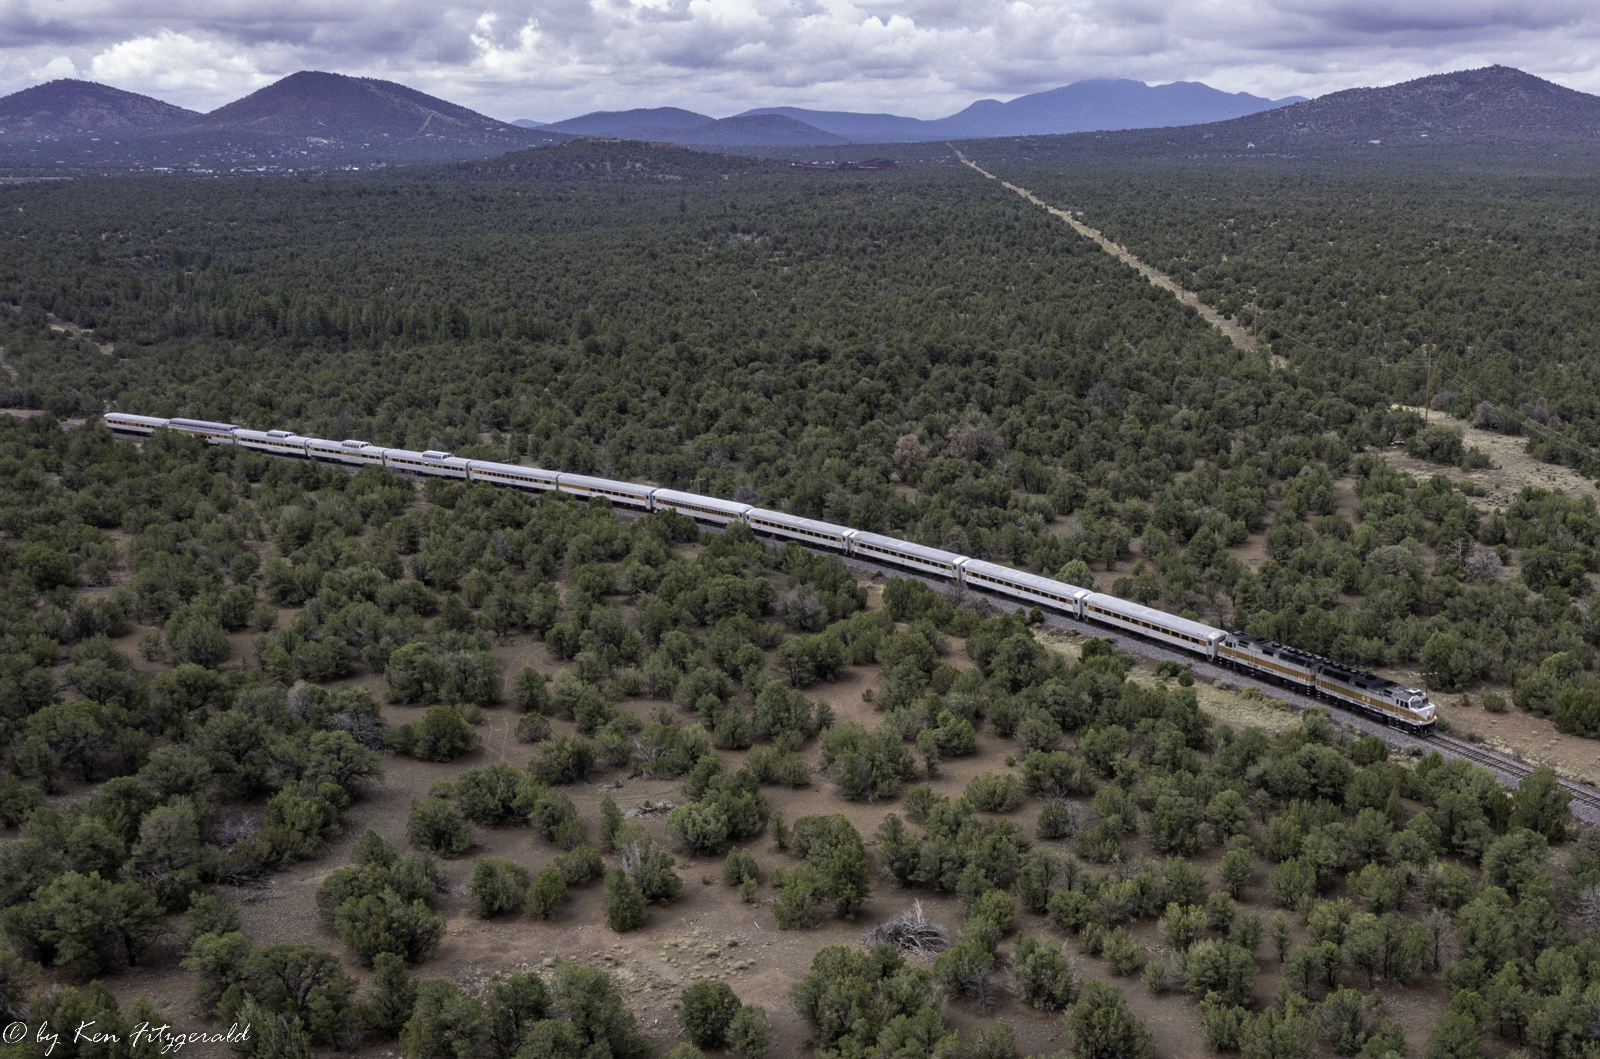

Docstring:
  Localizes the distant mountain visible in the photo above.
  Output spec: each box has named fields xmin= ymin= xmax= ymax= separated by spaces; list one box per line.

xmin=187 ymin=71 xmax=556 ymax=149
xmin=675 ymin=115 xmax=847 ymax=147
xmin=543 ymin=108 xmax=845 ymax=146
xmin=740 ymin=79 xmax=1303 ymax=141
xmin=545 ymin=107 xmax=714 ymax=136
xmin=0 ymin=79 xmax=199 ymax=139
xmin=736 ymin=107 xmax=939 ymax=143
xmin=511 ymin=118 xmax=548 ymax=129
xmin=1196 ymin=65 xmax=1600 ymax=146
xmin=0 ymin=71 xmax=572 ymax=170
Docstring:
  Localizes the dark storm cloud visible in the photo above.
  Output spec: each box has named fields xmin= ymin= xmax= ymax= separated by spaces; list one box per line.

xmin=1 ymin=0 xmax=1597 ymax=121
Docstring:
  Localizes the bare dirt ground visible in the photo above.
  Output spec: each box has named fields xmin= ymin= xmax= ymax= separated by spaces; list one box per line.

xmin=953 ymin=150 xmax=1258 ymax=354
xmin=1387 ymin=405 xmax=1597 ymax=512
xmin=82 ymin=558 xmax=1464 ymax=1059
xmin=46 ymin=313 xmax=116 ymax=356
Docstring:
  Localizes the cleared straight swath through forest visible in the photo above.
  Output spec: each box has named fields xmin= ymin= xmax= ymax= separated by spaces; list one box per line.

xmin=953 ymin=147 xmax=1259 ymax=353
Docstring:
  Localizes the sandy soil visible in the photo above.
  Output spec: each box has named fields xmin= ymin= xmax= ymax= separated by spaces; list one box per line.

xmin=1387 ymin=405 xmax=1597 ymax=512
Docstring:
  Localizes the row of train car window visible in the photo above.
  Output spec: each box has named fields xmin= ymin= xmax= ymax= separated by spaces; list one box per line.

xmin=968 ymin=571 xmax=1068 ymax=603
xmin=855 ymin=542 xmax=952 ymax=570
xmin=1088 ymin=604 xmax=1209 ymax=645
xmin=753 ymin=519 xmax=839 ymax=542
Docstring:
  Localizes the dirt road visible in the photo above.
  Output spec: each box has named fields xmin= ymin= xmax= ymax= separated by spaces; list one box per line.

xmin=953 ymin=148 xmax=1258 ymax=353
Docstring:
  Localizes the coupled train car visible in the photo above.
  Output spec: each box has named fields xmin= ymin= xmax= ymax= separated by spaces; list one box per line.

xmin=103 ymin=411 xmax=1437 ymax=732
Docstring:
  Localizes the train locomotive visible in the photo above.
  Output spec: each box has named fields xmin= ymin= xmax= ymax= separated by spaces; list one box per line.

xmin=105 ymin=412 xmax=1437 ymax=733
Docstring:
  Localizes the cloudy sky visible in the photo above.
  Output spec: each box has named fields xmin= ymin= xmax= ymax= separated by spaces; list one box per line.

xmin=3 ymin=0 xmax=1598 ymax=121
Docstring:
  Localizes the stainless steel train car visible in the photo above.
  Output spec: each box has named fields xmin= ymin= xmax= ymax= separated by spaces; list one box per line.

xmin=383 ymin=449 xmax=471 ymax=479
xmin=557 ymin=474 xmax=654 ymax=509
xmin=961 ymin=559 xmax=1092 ymax=615
xmin=234 ymin=429 xmax=310 ymax=457
xmin=1081 ymin=593 xmax=1227 ymax=660
xmin=848 ymin=532 xmax=965 ymax=578
xmin=744 ymin=510 xmax=855 ymax=550
xmin=649 ymin=489 xmax=751 ymax=526
xmin=101 ymin=410 xmax=1435 ymax=731
xmin=105 ymin=413 xmax=172 ymax=436
xmin=167 ymin=417 xmax=241 ymax=443
xmin=465 ymin=461 xmax=560 ymax=493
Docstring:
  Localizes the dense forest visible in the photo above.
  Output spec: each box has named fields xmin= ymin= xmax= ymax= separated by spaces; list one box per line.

xmin=4 ymin=136 xmax=1600 ymax=1058
xmin=0 ymin=408 xmax=1594 ymax=1059
xmin=8 ymin=142 xmax=1600 ymax=732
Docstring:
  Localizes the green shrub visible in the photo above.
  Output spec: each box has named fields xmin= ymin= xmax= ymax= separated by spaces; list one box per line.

xmin=389 ymin=705 xmax=479 ymax=762
xmin=787 ymin=814 xmax=871 ymax=918
xmin=510 ymin=667 xmax=551 ymax=713
xmin=365 ymin=952 xmax=417 ymax=1039
xmin=400 ymin=979 xmax=485 ymax=1059
xmin=791 ymin=944 xmax=942 ymax=1058
xmin=514 ymin=713 xmax=552 ymax=743
xmin=551 ymin=845 xmax=605 ymax=886
xmin=1037 ymin=799 xmax=1078 ymax=839
xmin=1010 ymin=934 xmax=1079 ymax=1011
xmin=1102 ymin=926 xmax=1146 ymax=975
xmin=603 ymin=868 xmax=648 ymax=932
xmin=454 ymin=764 xmax=537 ymax=826
xmin=470 ymin=857 xmax=530 ymax=918
xmin=819 ymin=722 xmax=916 ymax=801
xmin=333 ymin=891 xmax=446 ymax=966
xmin=353 ymin=828 xmax=398 ymax=867
xmin=677 ymin=980 xmax=741 ymax=1048
xmin=529 ymin=788 xmax=586 ymax=849
xmin=933 ymin=937 xmax=1000 ymax=1009
xmin=528 ymin=733 xmax=597 ymax=785
xmin=727 ymin=1005 xmax=771 ymax=1059
xmin=526 ymin=867 xmax=569 ymax=920
xmin=1182 ymin=940 xmax=1256 ymax=1007
xmin=599 ymin=795 xmax=624 ymax=851
xmin=1063 ymin=982 xmax=1152 ymax=1059
xmin=965 ymin=773 xmax=1022 ymax=813
xmin=406 ymin=798 xmax=473 ymax=856
xmin=612 ymin=824 xmax=683 ymax=904
xmin=723 ymin=848 xmax=759 ymax=887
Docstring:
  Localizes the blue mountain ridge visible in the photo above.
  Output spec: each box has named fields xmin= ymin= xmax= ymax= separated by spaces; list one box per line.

xmin=543 ymin=78 xmax=1304 ymax=144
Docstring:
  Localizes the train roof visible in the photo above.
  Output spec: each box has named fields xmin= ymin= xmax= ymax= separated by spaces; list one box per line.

xmin=168 ymin=417 xmax=239 ymax=432
xmin=650 ymin=489 xmax=753 ymax=516
xmin=1230 ymin=631 xmax=1328 ymax=670
xmin=745 ymin=509 xmax=857 ymax=537
xmin=1085 ymin=592 xmax=1225 ymax=641
xmin=850 ymin=531 xmax=966 ymax=565
xmin=105 ymin=413 xmax=170 ymax=426
xmin=234 ymin=428 xmax=304 ymax=440
xmin=384 ymin=448 xmax=472 ymax=467
xmin=962 ymin=559 xmax=1092 ymax=598
xmin=559 ymin=474 xmax=654 ymax=496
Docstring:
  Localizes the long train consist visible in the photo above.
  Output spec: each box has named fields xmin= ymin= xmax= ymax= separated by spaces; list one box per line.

xmin=105 ymin=413 xmax=1438 ymax=732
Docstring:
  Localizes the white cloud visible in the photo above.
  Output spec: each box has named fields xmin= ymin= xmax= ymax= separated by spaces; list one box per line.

xmin=28 ymin=54 xmax=77 ymax=79
xmin=89 ymin=29 xmax=274 ymax=107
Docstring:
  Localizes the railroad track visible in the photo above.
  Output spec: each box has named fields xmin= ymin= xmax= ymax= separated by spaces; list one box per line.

xmin=1432 ymin=734 xmax=1600 ymax=814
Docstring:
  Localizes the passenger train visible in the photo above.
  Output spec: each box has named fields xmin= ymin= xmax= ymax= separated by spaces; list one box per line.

xmin=105 ymin=412 xmax=1438 ymax=732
